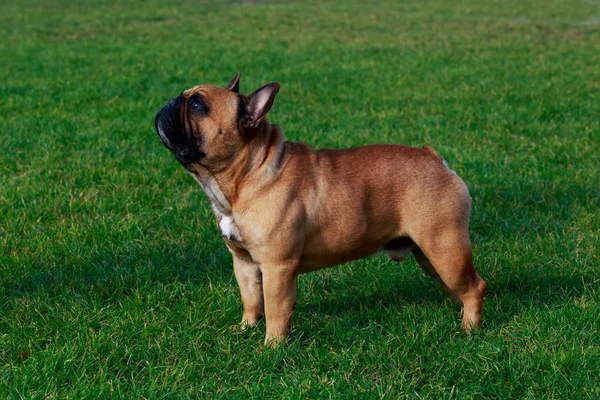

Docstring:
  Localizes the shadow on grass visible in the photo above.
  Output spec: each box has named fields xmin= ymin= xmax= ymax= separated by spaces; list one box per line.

xmin=0 ymin=240 xmax=233 ymax=304
xmin=1 ymin=178 xmax=596 ymax=337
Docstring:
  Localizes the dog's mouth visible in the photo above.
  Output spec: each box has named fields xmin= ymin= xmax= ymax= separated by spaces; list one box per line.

xmin=154 ymin=110 xmax=172 ymax=149
xmin=154 ymin=105 xmax=204 ymax=164
xmin=175 ymin=144 xmax=191 ymax=157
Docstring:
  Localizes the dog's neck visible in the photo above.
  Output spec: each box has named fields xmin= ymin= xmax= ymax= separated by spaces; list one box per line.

xmin=187 ymin=120 xmax=285 ymax=216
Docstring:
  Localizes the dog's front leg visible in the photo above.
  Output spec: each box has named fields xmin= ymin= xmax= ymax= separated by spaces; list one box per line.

xmin=232 ymin=253 xmax=264 ymax=328
xmin=261 ymin=262 xmax=299 ymax=347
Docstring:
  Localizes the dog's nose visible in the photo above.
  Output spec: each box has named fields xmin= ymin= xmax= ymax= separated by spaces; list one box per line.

xmin=168 ymin=96 xmax=181 ymax=108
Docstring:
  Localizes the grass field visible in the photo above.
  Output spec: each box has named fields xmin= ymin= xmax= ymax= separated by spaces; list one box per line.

xmin=1 ymin=0 xmax=599 ymax=398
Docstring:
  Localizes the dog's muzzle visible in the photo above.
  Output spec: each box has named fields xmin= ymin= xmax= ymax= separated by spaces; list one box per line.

xmin=154 ymin=96 xmax=203 ymax=164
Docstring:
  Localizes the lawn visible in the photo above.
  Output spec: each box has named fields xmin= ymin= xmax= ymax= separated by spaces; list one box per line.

xmin=1 ymin=0 xmax=599 ymax=398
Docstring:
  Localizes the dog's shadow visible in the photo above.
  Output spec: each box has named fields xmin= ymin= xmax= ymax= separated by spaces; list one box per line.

xmin=2 ymin=177 xmax=596 ymax=342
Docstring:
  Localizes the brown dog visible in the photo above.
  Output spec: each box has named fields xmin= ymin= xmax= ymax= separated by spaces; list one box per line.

xmin=154 ymin=73 xmax=486 ymax=345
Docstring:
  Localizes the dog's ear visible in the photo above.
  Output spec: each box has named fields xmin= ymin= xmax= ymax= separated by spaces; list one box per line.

xmin=242 ymin=82 xmax=280 ymax=129
xmin=226 ymin=72 xmax=241 ymax=93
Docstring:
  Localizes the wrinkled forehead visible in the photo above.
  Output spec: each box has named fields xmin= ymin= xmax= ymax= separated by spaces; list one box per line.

xmin=182 ymin=84 xmax=231 ymax=100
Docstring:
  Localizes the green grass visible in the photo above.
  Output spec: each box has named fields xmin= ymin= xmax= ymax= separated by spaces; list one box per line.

xmin=1 ymin=0 xmax=599 ymax=397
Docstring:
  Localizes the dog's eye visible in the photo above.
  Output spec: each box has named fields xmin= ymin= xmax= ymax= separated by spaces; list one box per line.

xmin=189 ymin=97 xmax=205 ymax=112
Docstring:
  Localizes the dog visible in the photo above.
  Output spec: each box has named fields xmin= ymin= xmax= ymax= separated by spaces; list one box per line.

xmin=154 ymin=73 xmax=486 ymax=345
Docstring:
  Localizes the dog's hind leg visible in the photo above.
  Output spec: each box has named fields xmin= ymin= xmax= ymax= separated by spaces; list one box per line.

xmin=415 ymin=233 xmax=486 ymax=331
xmin=411 ymin=246 xmax=462 ymax=304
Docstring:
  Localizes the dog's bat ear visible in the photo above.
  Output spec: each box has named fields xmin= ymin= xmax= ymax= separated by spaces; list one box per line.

xmin=242 ymin=82 xmax=280 ymax=129
xmin=226 ymin=72 xmax=241 ymax=93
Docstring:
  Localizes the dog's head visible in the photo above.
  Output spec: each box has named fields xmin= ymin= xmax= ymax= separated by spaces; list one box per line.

xmin=154 ymin=73 xmax=280 ymax=168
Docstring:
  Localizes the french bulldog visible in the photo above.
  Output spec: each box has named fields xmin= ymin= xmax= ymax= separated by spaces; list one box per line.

xmin=154 ymin=73 xmax=486 ymax=345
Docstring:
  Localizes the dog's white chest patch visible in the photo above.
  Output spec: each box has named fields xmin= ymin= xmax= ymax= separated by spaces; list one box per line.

xmin=219 ymin=214 xmax=234 ymax=239
xmin=213 ymin=206 xmax=239 ymax=241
